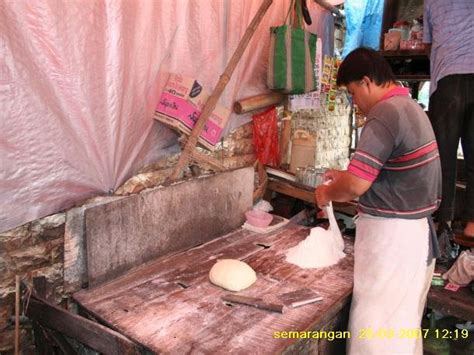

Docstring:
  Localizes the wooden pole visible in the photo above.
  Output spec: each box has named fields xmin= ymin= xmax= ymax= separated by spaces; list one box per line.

xmin=15 ymin=275 xmax=20 ymax=355
xmin=279 ymin=115 xmax=292 ymax=166
xmin=233 ymin=92 xmax=284 ymax=114
xmin=167 ymin=0 xmax=273 ymax=183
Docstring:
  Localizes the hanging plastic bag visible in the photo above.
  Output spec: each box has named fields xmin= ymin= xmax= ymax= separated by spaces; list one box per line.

xmin=252 ymin=107 xmax=280 ymax=167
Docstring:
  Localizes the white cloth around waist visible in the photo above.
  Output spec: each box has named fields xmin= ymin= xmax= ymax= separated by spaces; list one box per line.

xmin=348 ymin=213 xmax=434 ymax=355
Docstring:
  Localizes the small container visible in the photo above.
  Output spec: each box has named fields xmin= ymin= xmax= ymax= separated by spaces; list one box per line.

xmin=393 ymin=21 xmax=410 ymax=40
xmin=305 ymin=167 xmax=317 ymax=187
xmin=385 ymin=29 xmax=402 ymax=50
xmin=314 ymin=167 xmax=327 ymax=186
xmin=296 ymin=167 xmax=306 ymax=184
xmin=245 ymin=210 xmax=273 ymax=228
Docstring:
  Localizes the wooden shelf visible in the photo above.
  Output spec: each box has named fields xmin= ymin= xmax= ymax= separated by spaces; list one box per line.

xmin=428 ymin=270 xmax=474 ymax=321
xmin=395 ymin=74 xmax=430 ymax=81
xmin=267 ymin=177 xmax=314 ymax=204
xmin=379 ymin=49 xmax=430 ymax=84
xmin=266 ymin=177 xmax=358 ymax=215
xmin=380 ymin=50 xmax=429 ymax=58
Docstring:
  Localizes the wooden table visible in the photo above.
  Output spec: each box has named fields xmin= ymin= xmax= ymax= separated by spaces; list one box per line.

xmin=427 ymin=285 xmax=474 ymax=321
xmin=74 ymin=223 xmax=354 ymax=354
xmin=427 ymin=265 xmax=474 ymax=322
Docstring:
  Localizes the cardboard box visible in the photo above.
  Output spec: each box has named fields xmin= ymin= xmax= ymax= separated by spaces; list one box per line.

xmin=154 ymin=73 xmax=230 ymax=151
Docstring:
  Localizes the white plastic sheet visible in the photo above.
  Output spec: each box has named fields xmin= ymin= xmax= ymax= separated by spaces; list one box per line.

xmin=0 ymin=0 xmax=291 ymax=232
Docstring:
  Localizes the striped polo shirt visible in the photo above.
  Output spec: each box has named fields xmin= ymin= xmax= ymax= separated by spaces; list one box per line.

xmin=423 ymin=0 xmax=474 ymax=96
xmin=348 ymin=88 xmax=442 ymax=219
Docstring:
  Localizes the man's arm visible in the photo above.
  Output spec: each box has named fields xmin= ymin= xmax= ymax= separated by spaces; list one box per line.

xmin=314 ymin=170 xmax=371 ymax=208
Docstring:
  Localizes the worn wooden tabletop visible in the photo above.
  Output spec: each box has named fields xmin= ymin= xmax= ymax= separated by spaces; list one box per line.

xmin=74 ymin=223 xmax=354 ymax=354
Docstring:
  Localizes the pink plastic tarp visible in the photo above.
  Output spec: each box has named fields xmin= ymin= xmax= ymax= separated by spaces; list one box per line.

xmin=0 ymin=0 xmax=291 ymax=232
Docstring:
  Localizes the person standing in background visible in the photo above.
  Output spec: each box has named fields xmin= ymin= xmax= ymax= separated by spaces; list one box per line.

xmin=423 ymin=0 xmax=474 ymax=243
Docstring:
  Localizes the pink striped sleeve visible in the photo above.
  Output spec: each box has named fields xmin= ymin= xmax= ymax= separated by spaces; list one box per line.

xmin=348 ymin=162 xmax=378 ymax=182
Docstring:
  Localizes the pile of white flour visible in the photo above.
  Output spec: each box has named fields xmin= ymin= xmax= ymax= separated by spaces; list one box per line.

xmin=286 ymin=203 xmax=346 ymax=268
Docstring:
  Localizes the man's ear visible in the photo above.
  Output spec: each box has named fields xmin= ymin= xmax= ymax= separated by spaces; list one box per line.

xmin=361 ymin=76 xmax=375 ymax=93
xmin=361 ymin=76 xmax=373 ymax=86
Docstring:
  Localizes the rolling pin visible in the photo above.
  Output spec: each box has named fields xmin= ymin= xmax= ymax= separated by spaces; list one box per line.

xmin=222 ymin=294 xmax=285 ymax=313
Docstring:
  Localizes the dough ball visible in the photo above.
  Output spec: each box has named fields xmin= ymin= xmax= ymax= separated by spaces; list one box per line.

xmin=209 ymin=259 xmax=257 ymax=291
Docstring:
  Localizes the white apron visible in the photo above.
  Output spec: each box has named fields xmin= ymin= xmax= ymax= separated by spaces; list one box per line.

xmin=347 ymin=214 xmax=435 ymax=355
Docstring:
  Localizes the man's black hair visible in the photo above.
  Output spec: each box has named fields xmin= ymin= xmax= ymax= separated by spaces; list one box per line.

xmin=336 ymin=47 xmax=396 ymax=87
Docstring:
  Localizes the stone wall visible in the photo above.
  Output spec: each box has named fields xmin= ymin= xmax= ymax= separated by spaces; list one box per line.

xmin=0 ymin=213 xmax=66 ymax=352
xmin=291 ymin=92 xmax=352 ymax=170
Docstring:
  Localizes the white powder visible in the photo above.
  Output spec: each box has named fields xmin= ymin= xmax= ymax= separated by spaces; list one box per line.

xmin=286 ymin=203 xmax=346 ymax=269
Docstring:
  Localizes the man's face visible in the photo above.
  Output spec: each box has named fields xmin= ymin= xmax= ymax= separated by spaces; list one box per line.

xmin=346 ymin=77 xmax=372 ymax=115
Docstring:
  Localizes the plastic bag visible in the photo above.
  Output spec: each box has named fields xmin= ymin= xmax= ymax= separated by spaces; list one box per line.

xmin=252 ymin=107 xmax=280 ymax=167
xmin=443 ymin=250 xmax=474 ymax=287
xmin=253 ymin=199 xmax=273 ymax=212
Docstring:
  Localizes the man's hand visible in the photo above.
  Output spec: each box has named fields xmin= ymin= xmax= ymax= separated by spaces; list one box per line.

xmin=314 ymin=169 xmax=341 ymax=208
xmin=314 ymin=169 xmax=372 ymax=208
xmin=315 ymin=184 xmax=331 ymax=209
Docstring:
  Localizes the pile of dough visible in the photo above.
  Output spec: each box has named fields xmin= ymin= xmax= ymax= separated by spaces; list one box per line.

xmin=209 ymin=259 xmax=257 ymax=291
xmin=286 ymin=202 xmax=345 ymax=269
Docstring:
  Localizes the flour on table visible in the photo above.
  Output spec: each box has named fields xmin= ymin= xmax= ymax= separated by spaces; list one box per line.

xmin=286 ymin=202 xmax=345 ymax=268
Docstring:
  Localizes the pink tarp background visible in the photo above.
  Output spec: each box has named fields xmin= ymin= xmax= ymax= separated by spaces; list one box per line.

xmin=0 ymin=0 xmax=292 ymax=232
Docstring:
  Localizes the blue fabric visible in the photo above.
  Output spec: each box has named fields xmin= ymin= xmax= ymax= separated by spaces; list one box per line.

xmin=423 ymin=0 xmax=474 ymax=96
xmin=342 ymin=0 xmax=384 ymax=58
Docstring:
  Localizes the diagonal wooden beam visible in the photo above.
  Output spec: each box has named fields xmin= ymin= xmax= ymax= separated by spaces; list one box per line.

xmin=190 ymin=150 xmax=226 ymax=171
xmin=166 ymin=0 xmax=273 ymax=184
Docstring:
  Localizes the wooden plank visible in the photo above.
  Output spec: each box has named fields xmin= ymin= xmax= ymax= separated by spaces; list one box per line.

xmin=267 ymin=178 xmax=315 ymax=204
xmin=64 ymin=197 xmax=123 ymax=293
xmin=75 ymin=225 xmax=295 ymax=309
xmin=186 ymin=236 xmax=353 ymax=354
xmin=74 ymin=224 xmax=354 ymax=353
xmin=26 ymin=295 xmax=148 ymax=355
xmin=427 ymin=286 xmax=474 ymax=321
xmin=282 ymin=304 xmax=350 ymax=355
xmin=64 ymin=207 xmax=88 ymax=293
xmin=379 ymin=50 xmax=428 ymax=58
xmin=190 ymin=150 xmax=226 ymax=171
xmin=85 ymin=167 xmax=254 ymax=287
xmin=267 ymin=177 xmax=358 ymax=215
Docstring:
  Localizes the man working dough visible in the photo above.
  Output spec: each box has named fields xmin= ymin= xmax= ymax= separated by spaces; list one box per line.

xmin=315 ymin=48 xmax=441 ymax=355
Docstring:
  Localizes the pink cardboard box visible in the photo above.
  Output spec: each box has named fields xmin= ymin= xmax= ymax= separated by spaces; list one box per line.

xmin=155 ymin=73 xmax=230 ymax=150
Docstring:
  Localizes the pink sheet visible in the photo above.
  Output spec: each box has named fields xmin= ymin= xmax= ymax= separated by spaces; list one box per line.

xmin=0 ymin=0 xmax=292 ymax=232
